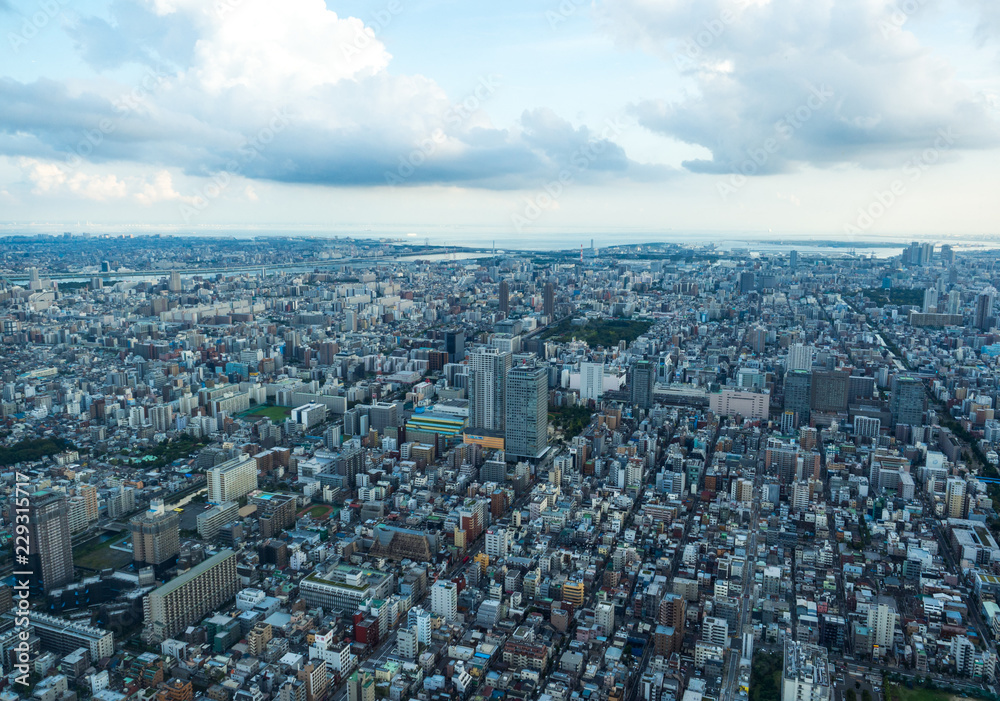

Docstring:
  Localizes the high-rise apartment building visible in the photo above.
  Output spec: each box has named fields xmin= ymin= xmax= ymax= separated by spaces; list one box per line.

xmin=468 ymin=347 xmax=512 ymax=432
xmin=207 ymin=454 xmax=258 ymax=504
xmin=129 ymin=501 xmax=180 ymax=568
xmin=431 ymin=580 xmax=458 ymax=622
xmin=24 ymin=490 xmax=74 ymax=594
xmin=143 ymin=549 xmax=239 ymax=643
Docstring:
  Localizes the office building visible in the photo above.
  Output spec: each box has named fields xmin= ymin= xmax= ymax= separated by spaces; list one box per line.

xmin=445 ymin=329 xmax=465 ymax=363
xmin=207 ymin=454 xmax=258 ymax=504
xmin=505 ymin=362 xmax=548 ymax=460
xmin=890 ymin=376 xmax=925 ymax=428
xmin=631 ymin=359 xmax=656 ymax=409
xmin=143 ymin=549 xmax=239 ymax=643
xmin=300 ymin=565 xmax=395 ymax=613
xmin=784 ymin=370 xmax=812 ymax=427
xmin=810 ymin=369 xmax=849 ymax=413
xmin=781 ymin=640 xmax=831 ymax=701
xmin=543 ymin=281 xmax=555 ymax=318
xmin=369 ymin=402 xmax=399 ymax=434
xmin=580 ymin=361 xmax=604 ymax=401
xmin=499 ymin=279 xmax=510 ymax=315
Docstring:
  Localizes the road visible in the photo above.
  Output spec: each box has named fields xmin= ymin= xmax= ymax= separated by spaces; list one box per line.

xmin=720 ymin=465 xmax=762 ymax=701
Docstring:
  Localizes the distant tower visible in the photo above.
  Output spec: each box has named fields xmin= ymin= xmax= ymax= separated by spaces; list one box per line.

xmin=789 ymin=250 xmax=798 ymax=269
xmin=169 ymin=270 xmax=182 ymax=293
xmin=543 ymin=282 xmax=555 ymax=318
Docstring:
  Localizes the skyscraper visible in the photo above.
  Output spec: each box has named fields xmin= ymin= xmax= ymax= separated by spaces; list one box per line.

xmin=922 ymin=287 xmax=938 ymax=313
xmin=580 ymin=361 xmax=604 ymax=401
xmin=505 ymin=361 xmax=548 ymax=459
xmin=543 ymin=281 xmax=555 ymax=318
xmin=24 ymin=490 xmax=74 ymax=594
xmin=890 ymin=376 xmax=925 ymax=428
xmin=630 ymin=359 xmax=655 ymax=409
xmin=784 ymin=370 xmax=812 ymax=427
xmin=789 ymin=250 xmax=798 ymax=269
xmin=499 ymin=279 xmax=510 ymax=315
xmin=129 ymin=501 xmax=180 ymax=569
xmin=975 ymin=287 xmax=996 ymax=330
xmin=445 ymin=329 xmax=465 ymax=363
xmin=468 ymin=346 xmax=512 ymax=432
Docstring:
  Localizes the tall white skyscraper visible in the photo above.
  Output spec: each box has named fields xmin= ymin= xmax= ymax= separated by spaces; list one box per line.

xmin=580 ymin=361 xmax=604 ymax=401
xmin=468 ymin=346 xmax=512 ymax=432
xmin=787 ymin=344 xmax=813 ymax=371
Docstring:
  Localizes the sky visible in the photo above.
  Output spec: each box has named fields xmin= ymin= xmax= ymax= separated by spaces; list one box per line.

xmin=0 ymin=0 xmax=998 ymax=244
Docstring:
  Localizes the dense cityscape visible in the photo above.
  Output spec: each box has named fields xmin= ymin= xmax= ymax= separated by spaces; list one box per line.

xmin=4 ymin=234 xmax=1000 ymax=701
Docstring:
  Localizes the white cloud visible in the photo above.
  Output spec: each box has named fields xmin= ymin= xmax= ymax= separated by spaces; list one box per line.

xmin=18 ymin=159 xmax=200 ymax=204
xmin=599 ymin=0 xmax=1000 ymax=174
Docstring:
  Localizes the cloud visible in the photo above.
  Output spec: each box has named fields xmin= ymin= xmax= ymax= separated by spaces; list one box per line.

xmin=599 ymin=0 xmax=1000 ymax=175
xmin=0 ymin=0 xmax=666 ymax=191
xmin=18 ymin=158 xmax=199 ymax=204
